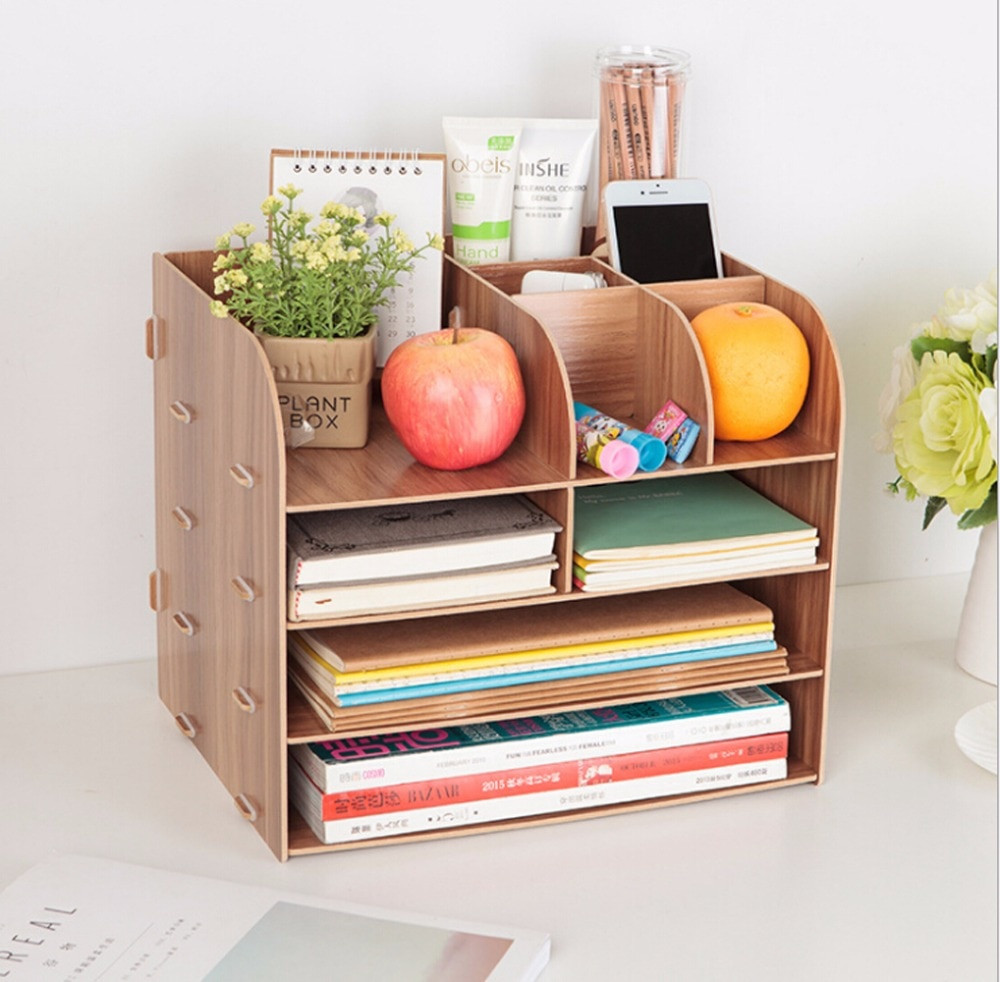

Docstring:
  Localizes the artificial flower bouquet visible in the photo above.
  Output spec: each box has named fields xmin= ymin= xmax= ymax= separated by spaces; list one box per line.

xmin=210 ymin=184 xmax=443 ymax=339
xmin=877 ymin=270 xmax=997 ymax=529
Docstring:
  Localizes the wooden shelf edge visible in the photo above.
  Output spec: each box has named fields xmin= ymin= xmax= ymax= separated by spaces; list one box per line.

xmin=286 ymin=758 xmax=818 ymax=855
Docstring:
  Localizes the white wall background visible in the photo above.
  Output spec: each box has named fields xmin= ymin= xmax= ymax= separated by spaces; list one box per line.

xmin=1 ymin=0 xmax=995 ymax=676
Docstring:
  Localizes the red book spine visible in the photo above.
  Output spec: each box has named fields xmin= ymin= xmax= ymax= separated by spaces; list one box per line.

xmin=319 ymin=732 xmax=788 ymax=820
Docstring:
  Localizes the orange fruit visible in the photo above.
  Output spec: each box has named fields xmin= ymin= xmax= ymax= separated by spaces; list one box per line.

xmin=690 ymin=301 xmax=810 ymax=441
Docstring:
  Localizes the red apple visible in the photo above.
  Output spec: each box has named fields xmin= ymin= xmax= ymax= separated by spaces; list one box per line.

xmin=381 ymin=327 xmax=526 ymax=470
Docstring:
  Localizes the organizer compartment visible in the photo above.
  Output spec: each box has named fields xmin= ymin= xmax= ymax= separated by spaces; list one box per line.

xmin=652 ymin=255 xmax=843 ymax=467
xmin=512 ymin=284 xmax=713 ymax=470
xmin=150 ymin=245 xmax=842 ymax=861
xmin=468 ymin=255 xmax=632 ymax=295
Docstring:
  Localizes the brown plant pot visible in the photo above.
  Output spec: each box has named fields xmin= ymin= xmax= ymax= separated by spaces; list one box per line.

xmin=257 ymin=330 xmax=375 ymax=448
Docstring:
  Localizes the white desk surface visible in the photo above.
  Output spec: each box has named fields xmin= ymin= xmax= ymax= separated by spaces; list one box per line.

xmin=1 ymin=632 xmax=995 ymax=981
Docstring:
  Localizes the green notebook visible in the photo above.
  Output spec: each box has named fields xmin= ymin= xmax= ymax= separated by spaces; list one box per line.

xmin=573 ymin=473 xmax=817 ymax=561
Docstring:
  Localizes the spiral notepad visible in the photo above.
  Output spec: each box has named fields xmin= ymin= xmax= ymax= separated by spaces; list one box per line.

xmin=270 ymin=149 xmax=445 ymax=366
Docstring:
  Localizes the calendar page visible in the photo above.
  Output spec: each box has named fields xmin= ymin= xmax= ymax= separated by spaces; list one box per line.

xmin=270 ymin=149 xmax=445 ymax=366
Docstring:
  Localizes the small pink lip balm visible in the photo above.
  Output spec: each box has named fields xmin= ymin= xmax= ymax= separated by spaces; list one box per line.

xmin=576 ymin=421 xmax=640 ymax=479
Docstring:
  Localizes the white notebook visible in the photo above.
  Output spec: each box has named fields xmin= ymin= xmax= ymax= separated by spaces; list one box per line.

xmin=270 ymin=148 xmax=445 ymax=366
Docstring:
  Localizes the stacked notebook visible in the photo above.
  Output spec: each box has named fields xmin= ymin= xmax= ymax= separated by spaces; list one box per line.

xmin=572 ymin=473 xmax=819 ymax=591
xmin=286 ymin=582 xmax=789 ymax=733
xmin=288 ymin=495 xmax=561 ymax=621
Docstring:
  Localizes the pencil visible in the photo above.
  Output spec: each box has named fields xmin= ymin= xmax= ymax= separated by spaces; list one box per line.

xmin=639 ymin=67 xmax=656 ymax=176
xmin=625 ymin=68 xmax=647 ymax=178
xmin=667 ymin=72 xmax=686 ymax=179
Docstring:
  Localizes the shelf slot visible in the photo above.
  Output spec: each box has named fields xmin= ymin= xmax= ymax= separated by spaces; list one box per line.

xmin=168 ymin=400 xmax=194 ymax=424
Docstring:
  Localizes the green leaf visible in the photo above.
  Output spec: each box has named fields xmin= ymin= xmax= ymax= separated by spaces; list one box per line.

xmin=982 ymin=345 xmax=997 ymax=381
xmin=957 ymin=484 xmax=998 ymax=530
xmin=921 ymin=496 xmax=948 ymax=530
xmin=910 ymin=335 xmax=971 ymax=365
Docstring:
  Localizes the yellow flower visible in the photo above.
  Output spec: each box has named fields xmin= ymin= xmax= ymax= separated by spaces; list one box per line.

xmin=341 ymin=206 xmax=365 ymax=226
xmin=212 ymin=253 xmax=233 ymax=271
xmin=289 ymin=210 xmax=312 ymax=229
xmin=374 ymin=211 xmax=396 ymax=227
xmin=428 ymin=233 xmax=445 ymax=251
xmin=322 ymin=237 xmax=345 ymax=261
xmin=892 ymin=350 xmax=997 ymax=514
xmin=391 ymin=229 xmax=414 ymax=252
xmin=249 ymin=242 xmax=272 ymax=263
xmin=209 ymin=300 xmax=229 ymax=318
xmin=305 ymin=249 xmax=329 ymax=272
xmin=290 ymin=240 xmax=312 ymax=259
xmin=227 ymin=269 xmax=249 ymax=288
xmin=215 ymin=234 xmax=231 ymax=251
xmin=260 ymin=196 xmax=282 ymax=217
xmin=231 ymin=222 xmax=255 ymax=239
xmin=277 ymin=183 xmax=302 ymax=200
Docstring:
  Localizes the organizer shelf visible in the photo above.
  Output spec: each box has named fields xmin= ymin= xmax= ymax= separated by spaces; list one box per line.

xmin=148 ymin=248 xmax=843 ymax=861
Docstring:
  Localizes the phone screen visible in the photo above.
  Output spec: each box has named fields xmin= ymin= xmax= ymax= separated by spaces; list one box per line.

xmin=610 ymin=202 xmax=719 ymax=283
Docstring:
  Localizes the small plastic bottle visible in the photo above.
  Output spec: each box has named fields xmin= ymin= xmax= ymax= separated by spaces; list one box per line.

xmin=576 ymin=421 xmax=639 ymax=479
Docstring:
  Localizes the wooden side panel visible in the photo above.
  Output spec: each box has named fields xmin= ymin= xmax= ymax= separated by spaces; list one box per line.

xmin=634 ymin=290 xmax=714 ymax=464
xmin=514 ymin=287 xmax=642 ymax=421
xmin=644 ymin=274 xmax=767 ymax=319
xmin=443 ymin=257 xmax=575 ymax=478
xmin=152 ymin=253 xmax=289 ymax=860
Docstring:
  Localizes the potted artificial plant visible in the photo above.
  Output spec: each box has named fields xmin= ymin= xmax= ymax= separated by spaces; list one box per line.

xmin=210 ymin=184 xmax=442 ymax=448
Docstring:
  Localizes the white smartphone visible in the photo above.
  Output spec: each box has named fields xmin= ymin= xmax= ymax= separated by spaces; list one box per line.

xmin=604 ymin=178 xmax=722 ymax=283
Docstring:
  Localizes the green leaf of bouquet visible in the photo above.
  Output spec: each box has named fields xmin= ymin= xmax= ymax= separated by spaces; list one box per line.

xmin=910 ymin=336 xmax=970 ymax=364
xmin=921 ymin=495 xmax=948 ymax=530
xmin=957 ymin=484 xmax=998 ymax=530
xmin=983 ymin=346 xmax=997 ymax=381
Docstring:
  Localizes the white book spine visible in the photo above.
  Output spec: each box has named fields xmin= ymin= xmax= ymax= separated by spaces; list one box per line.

xmin=292 ymin=757 xmax=788 ymax=844
xmin=292 ymin=701 xmax=790 ymax=794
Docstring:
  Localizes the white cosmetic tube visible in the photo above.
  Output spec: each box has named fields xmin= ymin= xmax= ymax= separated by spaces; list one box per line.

xmin=443 ymin=117 xmax=523 ymax=266
xmin=510 ymin=119 xmax=598 ymax=261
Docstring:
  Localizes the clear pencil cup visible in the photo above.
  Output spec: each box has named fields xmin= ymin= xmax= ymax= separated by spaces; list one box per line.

xmin=594 ymin=45 xmax=691 ymax=237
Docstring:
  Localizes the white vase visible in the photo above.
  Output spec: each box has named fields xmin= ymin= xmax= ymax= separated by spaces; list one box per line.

xmin=955 ymin=522 xmax=998 ymax=685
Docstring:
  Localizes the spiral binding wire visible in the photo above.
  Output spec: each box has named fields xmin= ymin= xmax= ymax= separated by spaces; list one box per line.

xmin=285 ymin=148 xmax=426 ymax=176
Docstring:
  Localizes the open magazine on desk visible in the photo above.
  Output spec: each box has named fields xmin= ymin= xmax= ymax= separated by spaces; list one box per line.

xmin=0 ymin=854 xmax=549 ymax=982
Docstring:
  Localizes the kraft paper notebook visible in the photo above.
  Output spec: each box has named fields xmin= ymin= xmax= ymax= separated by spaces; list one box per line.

xmin=300 ymin=581 xmax=774 ymax=671
xmin=270 ymin=148 xmax=445 ymax=366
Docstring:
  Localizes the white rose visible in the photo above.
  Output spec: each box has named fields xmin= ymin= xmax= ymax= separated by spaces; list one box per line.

xmin=932 ymin=269 xmax=998 ymax=352
xmin=874 ymin=334 xmax=920 ymax=453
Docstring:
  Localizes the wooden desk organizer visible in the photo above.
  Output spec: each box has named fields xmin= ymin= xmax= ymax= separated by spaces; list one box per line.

xmin=148 ymin=248 xmax=843 ymax=860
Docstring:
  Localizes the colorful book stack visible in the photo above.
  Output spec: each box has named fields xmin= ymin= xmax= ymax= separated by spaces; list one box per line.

xmin=287 ymin=495 xmax=561 ymax=621
xmin=573 ymin=473 xmax=819 ymax=592
xmin=285 ymin=582 xmax=790 ymax=734
xmin=289 ymin=684 xmax=791 ymax=845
